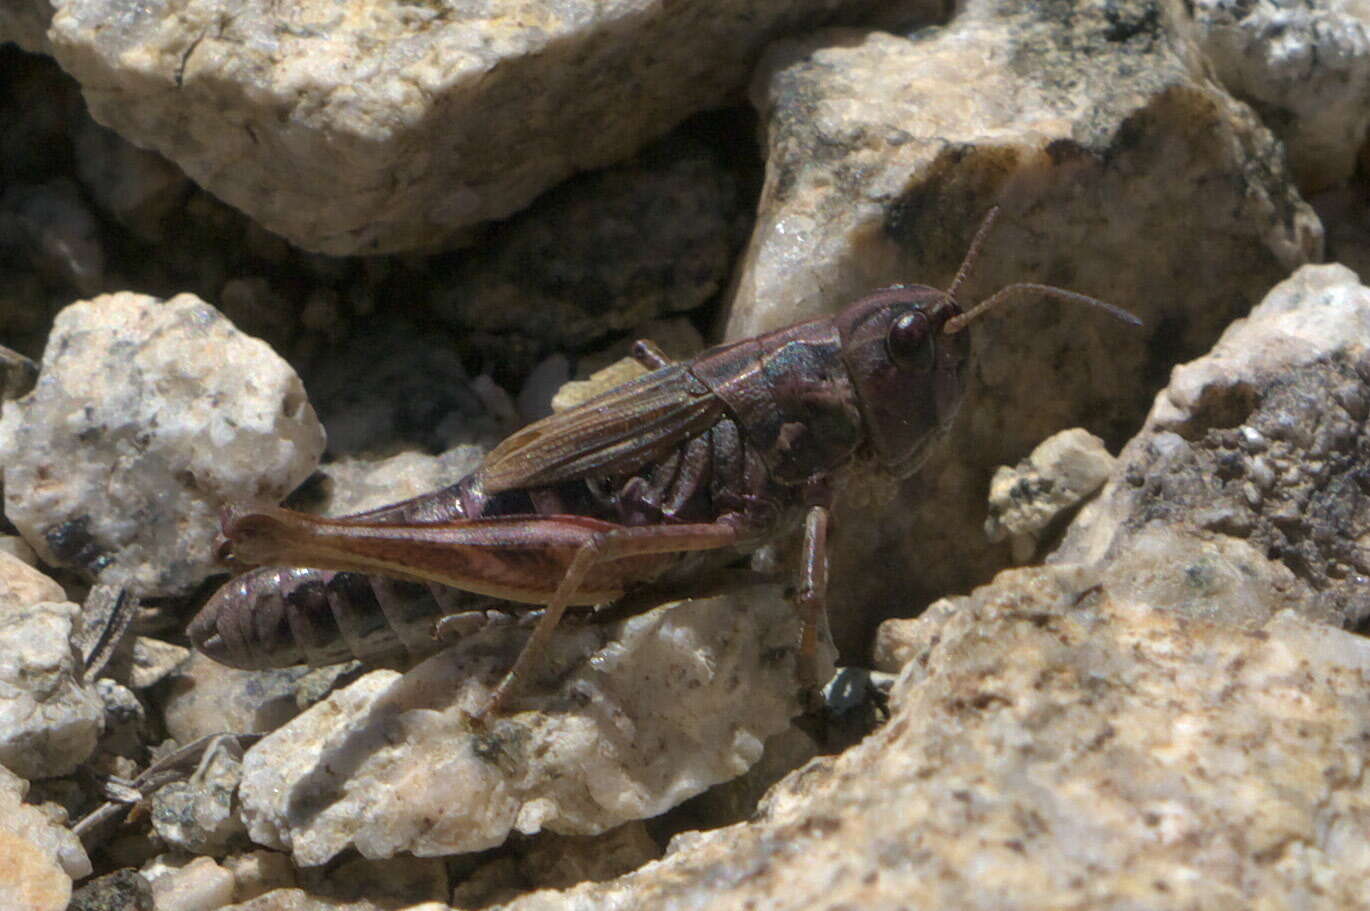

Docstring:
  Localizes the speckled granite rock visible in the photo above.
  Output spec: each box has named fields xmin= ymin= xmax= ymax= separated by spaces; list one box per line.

xmin=1057 ymin=262 xmax=1370 ymax=627
xmin=44 ymin=0 xmax=888 ymax=254
xmin=725 ymin=0 xmax=1321 ymax=657
xmin=1194 ymin=0 xmax=1370 ymax=192
xmin=238 ymin=587 xmax=832 ymax=865
xmin=151 ymin=736 xmax=250 ymax=856
xmin=161 ymin=654 xmax=343 ymax=745
xmin=0 ymin=291 xmax=324 ymax=594
xmin=503 ymin=569 xmax=1370 ymax=910
xmin=985 ymin=428 xmax=1116 ymax=563
xmin=0 ymin=553 xmax=103 ymax=779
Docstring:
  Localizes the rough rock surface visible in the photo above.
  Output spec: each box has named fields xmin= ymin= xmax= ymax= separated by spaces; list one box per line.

xmin=0 ymin=763 xmax=90 ymax=882
xmin=309 ymin=447 xmax=488 ymax=519
xmin=501 ymin=570 xmax=1370 ymax=910
xmin=304 ymin=321 xmax=504 ymax=458
xmin=0 ymin=552 xmax=103 ymax=779
xmin=725 ymin=0 xmax=1321 ymax=656
xmin=431 ymin=137 xmax=745 ymax=353
xmin=239 ymin=587 xmax=832 ymax=865
xmin=151 ymin=737 xmax=250 ymax=856
xmin=162 ymin=654 xmax=344 ymax=745
xmin=0 ymin=291 xmax=325 ymax=594
xmin=1057 ymin=263 xmax=1370 ymax=628
xmin=1194 ymin=0 xmax=1370 ymax=192
xmin=985 ymin=428 xmax=1116 ymax=563
xmin=44 ymin=0 xmax=877 ymax=254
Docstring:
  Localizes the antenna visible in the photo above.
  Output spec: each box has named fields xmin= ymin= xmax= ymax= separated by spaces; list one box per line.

xmin=944 ymin=282 xmax=1142 ymax=335
xmin=945 ymin=206 xmax=1000 ymax=303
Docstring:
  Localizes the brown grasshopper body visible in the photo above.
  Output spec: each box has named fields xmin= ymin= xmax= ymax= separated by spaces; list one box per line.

xmin=189 ymin=209 xmax=1138 ymax=716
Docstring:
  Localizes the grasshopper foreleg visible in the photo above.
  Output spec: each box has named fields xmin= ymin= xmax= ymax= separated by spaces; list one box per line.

xmin=796 ymin=505 xmax=830 ymax=711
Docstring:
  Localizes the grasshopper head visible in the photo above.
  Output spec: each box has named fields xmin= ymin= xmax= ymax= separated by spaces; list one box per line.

xmin=834 ymin=286 xmax=971 ymax=477
xmin=833 ymin=208 xmax=1140 ymax=478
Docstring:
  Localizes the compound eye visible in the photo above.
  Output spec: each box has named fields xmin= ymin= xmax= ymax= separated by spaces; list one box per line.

xmin=887 ymin=310 xmax=935 ymax=371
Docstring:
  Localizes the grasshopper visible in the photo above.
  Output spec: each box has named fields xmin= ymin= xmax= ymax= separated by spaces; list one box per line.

xmin=189 ymin=208 xmax=1138 ymax=717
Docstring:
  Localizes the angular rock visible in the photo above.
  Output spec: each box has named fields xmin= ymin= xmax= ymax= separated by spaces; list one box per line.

xmin=46 ymin=0 xmax=881 ymax=254
xmin=141 ymin=854 xmax=236 ymax=911
xmin=303 ymin=321 xmax=500 ymax=458
xmin=309 ymin=446 xmax=487 ymax=519
xmin=128 ymin=636 xmax=190 ymax=690
xmin=431 ymin=135 xmax=745 ymax=355
xmin=162 ymin=653 xmax=336 ymax=745
xmin=0 ymin=763 xmax=91 ymax=881
xmin=0 ymin=291 xmax=325 ymax=595
xmin=504 ymin=570 xmax=1370 ymax=909
xmin=68 ymin=869 xmax=155 ymax=911
xmin=726 ymin=0 xmax=1321 ymax=655
xmin=151 ymin=737 xmax=250 ymax=856
xmin=219 ymin=851 xmax=297 ymax=904
xmin=239 ymin=587 xmax=832 ymax=865
xmin=0 ymin=830 xmax=71 ymax=911
xmin=1056 ymin=263 xmax=1370 ymax=627
xmin=0 ymin=580 xmax=104 ymax=778
xmin=1194 ymin=0 xmax=1370 ymax=192
xmin=985 ymin=428 xmax=1115 ymax=563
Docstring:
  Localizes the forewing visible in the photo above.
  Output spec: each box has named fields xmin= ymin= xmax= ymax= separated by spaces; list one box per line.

xmin=479 ymin=366 xmax=722 ymax=492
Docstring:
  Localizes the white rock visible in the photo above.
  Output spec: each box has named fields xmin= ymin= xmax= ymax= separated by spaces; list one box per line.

xmin=0 ymin=598 xmax=104 ymax=780
xmin=0 ymin=763 xmax=91 ymax=881
xmin=1195 ymin=0 xmax=1370 ymax=191
xmin=502 ymin=572 xmax=1370 ymax=909
xmin=314 ymin=446 xmax=486 ymax=518
xmin=162 ymin=653 xmax=320 ymax=744
xmin=46 ymin=0 xmax=873 ymax=254
xmin=1057 ymin=263 xmax=1370 ymax=627
xmin=985 ymin=428 xmax=1115 ymax=562
xmin=0 ymin=291 xmax=324 ymax=595
xmin=0 ymin=830 xmax=70 ymax=911
xmin=239 ymin=587 xmax=830 ymax=865
xmin=142 ymin=855 xmax=236 ymax=911
xmin=129 ymin=636 xmax=191 ymax=690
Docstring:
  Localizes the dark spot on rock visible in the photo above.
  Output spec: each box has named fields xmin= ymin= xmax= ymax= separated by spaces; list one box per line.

xmin=45 ymin=516 xmax=110 ymax=573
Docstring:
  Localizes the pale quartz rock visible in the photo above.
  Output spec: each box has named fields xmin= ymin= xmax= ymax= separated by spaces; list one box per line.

xmin=0 ymin=830 xmax=70 ymax=911
xmin=220 ymin=851 xmax=297 ymax=904
xmin=0 ymin=291 xmax=324 ymax=595
xmin=314 ymin=446 xmax=487 ymax=518
xmin=238 ymin=587 xmax=831 ymax=865
xmin=0 ymin=598 xmax=104 ymax=779
xmin=142 ymin=855 xmax=237 ymax=911
xmin=723 ymin=0 xmax=1321 ymax=657
xmin=0 ymin=763 xmax=91 ymax=882
xmin=43 ymin=0 xmax=895 ymax=255
xmin=128 ymin=636 xmax=191 ymax=690
xmin=984 ymin=428 xmax=1115 ymax=562
xmin=1057 ymin=263 xmax=1370 ymax=627
xmin=1194 ymin=0 xmax=1370 ymax=191
xmin=161 ymin=653 xmax=324 ymax=744
xmin=504 ymin=570 xmax=1370 ymax=910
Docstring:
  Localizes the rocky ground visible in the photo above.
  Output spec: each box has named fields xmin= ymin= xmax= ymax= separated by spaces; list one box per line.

xmin=2 ymin=1 xmax=1369 ymax=909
